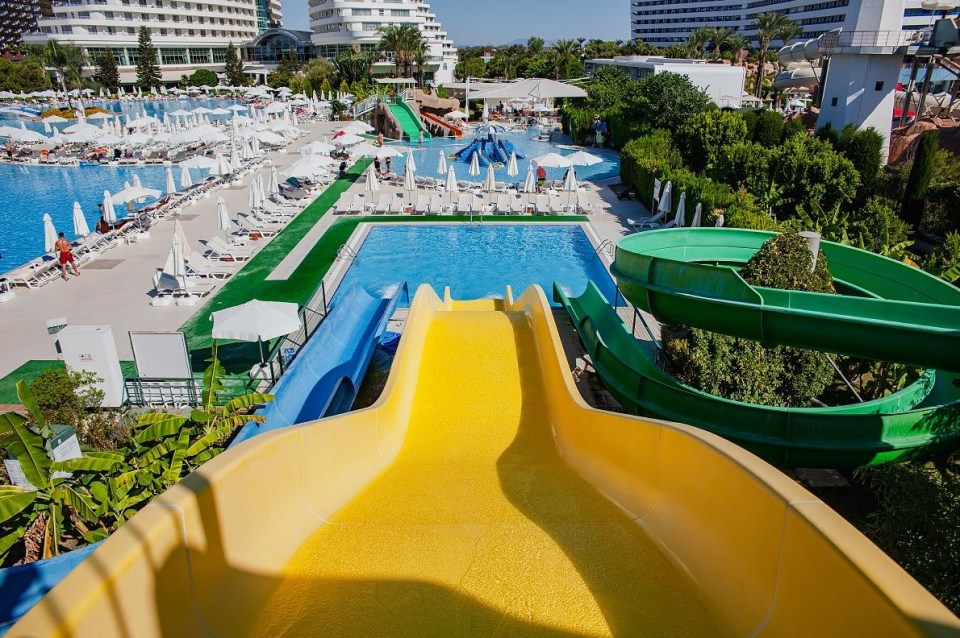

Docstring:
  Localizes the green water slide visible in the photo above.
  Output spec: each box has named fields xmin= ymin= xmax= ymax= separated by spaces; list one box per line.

xmin=611 ymin=228 xmax=960 ymax=372
xmin=388 ymin=96 xmax=431 ymax=142
xmin=552 ymin=227 xmax=960 ymax=467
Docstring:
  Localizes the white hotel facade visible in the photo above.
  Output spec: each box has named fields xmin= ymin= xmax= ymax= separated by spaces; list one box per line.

xmin=22 ymin=0 xmax=282 ymax=84
xmin=630 ymin=0 xmax=956 ymax=47
xmin=308 ymin=0 xmax=458 ymax=85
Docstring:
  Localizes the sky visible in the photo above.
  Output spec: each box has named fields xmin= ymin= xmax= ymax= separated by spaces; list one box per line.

xmin=281 ymin=0 xmax=629 ymax=44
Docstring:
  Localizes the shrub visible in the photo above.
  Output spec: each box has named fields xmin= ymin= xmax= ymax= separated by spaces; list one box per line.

xmin=814 ymin=122 xmax=840 ymax=147
xmin=902 ymin=131 xmax=940 ymax=229
xmin=772 ymin=133 xmax=860 ymax=221
xmin=619 ymin=130 xmax=682 ymax=201
xmin=781 ymin=117 xmax=805 ymax=142
xmin=739 ymin=108 xmax=758 ymax=140
xmin=664 ymin=232 xmax=835 ymax=408
xmin=713 ymin=141 xmax=775 ymax=198
xmin=925 ymin=232 xmax=960 ymax=283
xmin=187 ymin=68 xmax=218 ymax=87
xmin=625 ymin=71 xmax=710 ymax=136
xmin=837 ymin=125 xmax=884 ymax=205
xmin=676 ymin=109 xmax=747 ymax=172
xmin=753 ymin=109 xmax=784 ymax=147
xmin=849 ymin=197 xmax=912 ymax=255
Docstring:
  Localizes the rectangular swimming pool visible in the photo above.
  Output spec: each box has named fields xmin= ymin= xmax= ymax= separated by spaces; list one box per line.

xmin=329 ymin=224 xmax=618 ymax=308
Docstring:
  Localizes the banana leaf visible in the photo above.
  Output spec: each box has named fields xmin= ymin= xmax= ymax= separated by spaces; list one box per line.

xmin=0 ymin=412 xmax=50 ymax=490
xmin=0 ymin=485 xmax=37 ymax=523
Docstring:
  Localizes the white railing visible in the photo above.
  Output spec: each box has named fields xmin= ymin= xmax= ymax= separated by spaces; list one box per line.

xmin=820 ymin=30 xmax=913 ymax=51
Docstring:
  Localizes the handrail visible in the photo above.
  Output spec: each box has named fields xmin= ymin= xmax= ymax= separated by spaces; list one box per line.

xmin=262 ymin=280 xmax=330 ymax=386
xmin=595 ymin=239 xmax=615 ymax=257
xmin=351 ymin=95 xmax=382 ymax=118
xmin=337 ymin=244 xmax=360 ymax=263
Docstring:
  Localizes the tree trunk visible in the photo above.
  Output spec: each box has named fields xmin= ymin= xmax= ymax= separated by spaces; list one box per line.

xmin=754 ymin=44 xmax=768 ymax=98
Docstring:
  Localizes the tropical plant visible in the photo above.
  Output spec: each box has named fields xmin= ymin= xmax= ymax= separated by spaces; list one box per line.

xmin=704 ymin=27 xmax=736 ymax=60
xmin=0 ymin=381 xmax=121 ymax=563
xmin=686 ymin=29 xmax=710 ymax=58
xmin=752 ymin=12 xmax=793 ymax=97
xmin=925 ymin=232 xmax=960 ymax=283
xmin=187 ymin=68 xmax=218 ymax=88
xmin=224 ymin=41 xmax=247 ymax=87
xmin=303 ymin=57 xmax=335 ymax=94
xmin=333 ymin=50 xmax=373 ymax=85
xmin=836 ymin=125 xmax=884 ymax=206
xmin=377 ymin=24 xmax=423 ymax=78
xmin=551 ymin=39 xmax=582 ymax=79
xmin=771 ymin=132 xmax=860 ymax=220
xmin=776 ymin=21 xmax=803 ymax=48
xmin=413 ymin=41 xmax=429 ymax=88
xmin=39 ymin=39 xmax=86 ymax=92
xmin=135 ymin=27 xmax=161 ymax=91
xmin=92 ymin=52 xmax=119 ymax=93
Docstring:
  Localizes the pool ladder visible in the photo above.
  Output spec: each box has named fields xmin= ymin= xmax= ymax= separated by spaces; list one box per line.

xmin=595 ymin=239 xmax=615 ymax=258
xmin=337 ymin=244 xmax=360 ymax=264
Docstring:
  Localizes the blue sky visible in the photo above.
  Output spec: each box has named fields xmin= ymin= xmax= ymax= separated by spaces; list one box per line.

xmin=281 ymin=0 xmax=629 ymax=44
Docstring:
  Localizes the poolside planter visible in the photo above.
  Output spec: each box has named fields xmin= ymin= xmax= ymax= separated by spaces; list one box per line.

xmin=0 ymin=541 xmax=101 ymax=635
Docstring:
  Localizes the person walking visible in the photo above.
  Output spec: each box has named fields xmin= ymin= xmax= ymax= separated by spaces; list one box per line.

xmin=55 ymin=232 xmax=79 ymax=281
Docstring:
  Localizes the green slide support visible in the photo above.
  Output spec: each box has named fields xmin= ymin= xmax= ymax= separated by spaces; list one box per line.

xmin=388 ymin=97 xmax=431 ymax=142
xmin=555 ymin=281 xmax=960 ymax=468
xmin=611 ymin=228 xmax=960 ymax=373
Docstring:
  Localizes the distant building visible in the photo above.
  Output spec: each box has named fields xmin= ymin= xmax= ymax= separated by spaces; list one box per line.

xmin=22 ymin=0 xmax=274 ymax=85
xmin=244 ymin=28 xmax=315 ymax=84
xmin=309 ymin=0 xmax=457 ymax=85
xmin=0 ymin=0 xmax=51 ymax=51
xmin=630 ymin=0 xmax=955 ymax=48
xmin=586 ymin=56 xmax=748 ymax=108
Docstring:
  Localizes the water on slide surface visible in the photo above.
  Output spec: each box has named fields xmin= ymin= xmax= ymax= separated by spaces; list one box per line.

xmin=246 ymin=311 xmax=729 ymax=636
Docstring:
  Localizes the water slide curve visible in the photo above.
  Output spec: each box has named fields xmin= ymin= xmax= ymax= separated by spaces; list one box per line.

xmin=576 ymin=227 xmax=960 ymax=467
xmin=10 ymin=285 xmax=960 ymax=636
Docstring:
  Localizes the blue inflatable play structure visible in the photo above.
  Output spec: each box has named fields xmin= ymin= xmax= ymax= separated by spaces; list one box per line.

xmin=453 ymin=128 xmax=524 ymax=168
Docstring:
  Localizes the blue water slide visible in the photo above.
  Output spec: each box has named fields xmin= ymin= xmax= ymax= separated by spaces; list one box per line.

xmin=0 ymin=542 xmax=100 ymax=636
xmin=230 ymin=283 xmax=406 ymax=446
xmin=501 ymin=139 xmax=524 ymax=159
xmin=485 ymin=140 xmax=507 ymax=164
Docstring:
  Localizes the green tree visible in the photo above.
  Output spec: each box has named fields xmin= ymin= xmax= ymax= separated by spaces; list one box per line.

xmin=224 ymin=41 xmax=247 ymax=86
xmin=0 ymin=57 xmax=52 ymax=93
xmin=551 ymin=39 xmax=582 ymax=79
xmin=92 ymin=52 xmax=119 ymax=93
xmin=584 ymin=65 xmax=630 ymax=113
xmin=187 ymin=68 xmax=218 ymax=87
xmin=901 ymin=130 xmax=939 ymax=228
xmin=752 ymin=12 xmax=792 ymax=97
xmin=135 ymin=27 xmax=161 ymax=91
xmin=527 ymin=37 xmax=545 ymax=56
xmin=676 ymin=109 xmax=747 ymax=172
xmin=303 ymin=57 xmax=334 ymax=94
xmin=40 ymin=39 xmax=86 ymax=91
xmin=780 ymin=116 xmax=805 ymax=141
xmin=455 ymin=57 xmax=486 ymax=81
xmin=836 ymin=125 xmax=884 ymax=206
xmin=625 ymin=71 xmax=711 ymax=135
xmin=413 ymin=40 xmax=429 ymax=88
xmin=848 ymin=196 xmax=913 ymax=256
xmin=772 ymin=133 xmax=860 ymax=220
xmin=377 ymin=24 xmax=423 ymax=78
xmin=333 ymin=50 xmax=373 ymax=84
xmin=702 ymin=27 xmax=736 ymax=60
xmin=686 ymin=29 xmax=711 ymax=58
xmin=753 ymin=109 xmax=784 ymax=147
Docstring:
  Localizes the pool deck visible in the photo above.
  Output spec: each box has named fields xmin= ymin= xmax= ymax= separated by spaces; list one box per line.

xmin=0 ymin=127 xmax=654 ymax=386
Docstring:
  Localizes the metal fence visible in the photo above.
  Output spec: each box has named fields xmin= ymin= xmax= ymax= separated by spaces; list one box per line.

xmin=820 ymin=30 xmax=913 ymax=51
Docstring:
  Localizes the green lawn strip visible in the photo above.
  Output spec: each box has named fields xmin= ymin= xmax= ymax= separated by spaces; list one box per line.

xmin=0 ymin=360 xmax=137 ymax=403
xmin=177 ymin=160 xmax=371 ymax=372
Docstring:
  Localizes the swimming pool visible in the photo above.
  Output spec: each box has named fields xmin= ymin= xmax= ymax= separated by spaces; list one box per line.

xmin=385 ymin=130 xmax=620 ymax=184
xmin=0 ymin=162 xmax=185 ymax=272
xmin=329 ymin=224 xmax=618 ymax=308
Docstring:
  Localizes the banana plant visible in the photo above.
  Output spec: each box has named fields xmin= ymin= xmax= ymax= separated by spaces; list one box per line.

xmin=0 ymin=381 xmax=120 ymax=562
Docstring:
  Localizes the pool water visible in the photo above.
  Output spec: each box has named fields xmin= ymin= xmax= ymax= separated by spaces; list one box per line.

xmin=330 ymin=224 xmax=618 ymax=308
xmin=385 ymin=131 xmax=620 ymax=184
xmin=0 ymin=162 xmax=182 ymax=272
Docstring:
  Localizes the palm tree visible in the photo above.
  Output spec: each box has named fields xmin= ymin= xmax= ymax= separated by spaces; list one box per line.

xmin=686 ymin=29 xmax=710 ymax=58
xmin=752 ymin=12 xmax=791 ymax=97
xmin=552 ymin=39 xmax=581 ymax=79
xmin=706 ymin=27 xmax=736 ymax=60
xmin=41 ymin=39 xmax=86 ymax=92
xmin=377 ymin=24 xmax=423 ymax=78
xmin=413 ymin=41 xmax=428 ymax=88
xmin=777 ymin=22 xmax=803 ymax=48
xmin=727 ymin=35 xmax=750 ymax=63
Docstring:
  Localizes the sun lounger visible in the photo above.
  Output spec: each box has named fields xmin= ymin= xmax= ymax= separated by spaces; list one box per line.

xmin=549 ymin=194 xmax=568 ymax=215
xmin=474 ymin=194 xmax=489 ymax=214
xmin=456 ymin=194 xmax=473 ymax=214
xmin=509 ymin=194 xmax=525 ymax=215
xmin=186 ymin=253 xmax=234 ymax=279
xmin=203 ymin=237 xmax=254 ymax=262
xmin=8 ymin=261 xmax=60 ymax=289
xmin=428 ymin=192 xmax=444 ymax=215
xmin=152 ymin=269 xmax=216 ymax=307
xmin=234 ymin=214 xmax=280 ymax=237
xmin=374 ymin=196 xmax=391 ymax=215
xmin=576 ymin=191 xmax=595 ymax=214
xmin=535 ymin=194 xmax=551 ymax=215
xmin=414 ymin=195 xmax=429 ymax=215
xmin=495 ymin=193 xmax=511 ymax=214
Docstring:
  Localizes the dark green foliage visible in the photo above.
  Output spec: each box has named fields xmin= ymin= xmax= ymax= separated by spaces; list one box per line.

xmin=713 ymin=141 xmax=774 ymax=197
xmin=739 ymin=108 xmax=758 ymax=140
xmin=780 ymin=117 xmax=805 ymax=142
xmin=925 ymin=232 xmax=960 ymax=283
xmin=814 ymin=123 xmax=840 ymax=147
xmin=135 ymin=26 xmax=161 ymax=90
xmin=0 ymin=57 xmax=52 ymax=92
xmin=188 ymin=68 xmax=218 ymax=87
xmin=92 ymin=53 xmax=119 ymax=93
xmin=855 ymin=458 xmax=960 ymax=616
xmin=772 ymin=133 xmax=860 ymax=220
xmin=627 ymin=71 xmax=711 ymax=136
xmin=848 ymin=197 xmax=912 ymax=256
xmin=224 ymin=42 xmax=247 ymax=87
xmin=752 ymin=109 xmax=784 ymax=147
xmin=664 ymin=232 xmax=835 ymax=408
xmin=29 ymin=370 xmax=103 ymax=433
xmin=676 ymin=109 xmax=747 ymax=172
xmin=584 ymin=65 xmax=631 ymax=114
xmin=837 ymin=125 xmax=884 ymax=205
xmin=901 ymin=131 xmax=940 ymax=228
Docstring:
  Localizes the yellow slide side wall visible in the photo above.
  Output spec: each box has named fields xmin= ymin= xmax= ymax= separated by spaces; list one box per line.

xmin=10 ymin=285 xmax=960 ymax=637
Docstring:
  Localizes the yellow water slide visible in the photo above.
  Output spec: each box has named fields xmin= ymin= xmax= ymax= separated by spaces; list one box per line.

xmin=11 ymin=286 xmax=960 ymax=637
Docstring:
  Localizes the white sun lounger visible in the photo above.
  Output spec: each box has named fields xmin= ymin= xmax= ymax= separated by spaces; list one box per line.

xmin=429 ymin=192 xmax=444 ymax=215
xmin=414 ymin=195 xmax=429 ymax=215
xmin=535 ymin=194 xmax=551 ymax=215
xmin=374 ymin=195 xmax=391 ymax=214
xmin=333 ymin=193 xmax=352 ymax=215
xmin=186 ymin=253 xmax=234 ymax=279
xmin=235 ymin=214 xmax=281 ymax=237
xmin=456 ymin=194 xmax=473 ymax=214
xmin=509 ymin=194 xmax=525 ymax=215
xmin=204 ymin=237 xmax=254 ymax=262
xmin=495 ymin=193 xmax=511 ymax=214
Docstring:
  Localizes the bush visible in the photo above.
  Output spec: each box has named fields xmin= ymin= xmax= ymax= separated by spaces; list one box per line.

xmin=664 ymin=232 xmax=836 ymax=408
xmin=625 ymin=71 xmax=711 ymax=136
xmin=187 ymin=68 xmax=218 ymax=87
xmin=753 ymin=109 xmax=784 ymax=147
xmin=781 ymin=117 xmax=805 ymax=142
xmin=619 ymin=130 xmax=682 ymax=201
xmin=713 ymin=141 xmax=775 ymax=198
xmin=902 ymin=131 xmax=939 ymax=228
xmin=814 ymin=123 xmax=840 ymax=147
xmin=837 ymin=125 xmax=884 ymax=205
xmin=676 ymin=109 xmax=747 ymax=173
xmin=739 ymin=108 xmax=758 ymax=140
xmin=772 ymin=133 xmax=860 ymax=221
xmin=925 ymin=232 xmax=960 ymax=283
xmin=849 ymin=197 xmax=912 ymax=255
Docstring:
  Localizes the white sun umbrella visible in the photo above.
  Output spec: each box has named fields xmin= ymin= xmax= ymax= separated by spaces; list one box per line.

xmin=437 ymin=150 xmax=448 ymax=175
xmin=72 ymin=202 xmax=90 ymax=238
xmin=85 ymin=111 xmax=112 ymax=121
xmin=228 ymin=104 xmax=249 ymax=112
xmin=211 ymin=300 xmax=302 ymax=366
xmin=506 ymin=152 xmax=519 ymax=178
xmin=10 ymin=127 xmax=47 ymax=143
xmin=403 ymin=159 xmax=416 ymax=193
xmin=445 ymin=110 xmax=468 ymax=120
xmin=563 ymin=166 xmax=579 ymax=207
xmin=690 ymin=202 xmax=703 ymax=228
xmin=256 ymin=173 xmax=266 ymax=203
xmin=483 ymin=163 xmax=496 ymax=194
xmin=102 ymin=190 xmax=117 ymax=223
xmin=300 ymin=141 xmax=335 ymax=156
xmin=43 ymin=114 xmax=70 ymax=124
xmin=564 ymin=150 xmax=604 ymax=167
xmin=42 ymin=213 xmax=58 ymax=252
xmin=229 ymin=143 xmax=240 ymax=171
xmin=216 ymin=196 xmax=232 ymax=236
xmin=652 ymin=178 xmax=662 ymax=209
xmin=162 ymin=228 xmax=188 ymax=287
xmin=405 ymin=149 xmax=417 ymax=173
xmin=180 ymin=155 xmax=218 ymax=170
xmin=674 ymin=191 xmax=687 ymax=227
xmin=340 ymin=120 xmax=374 ymax=134
xmin=250 ymin=136 xmax=262 ymax=156
xmin=531 ymin=152 xmax=572 ymax=169
xmin=365 ymin=163 xmax=381 ymax=195
xmin=172 ymin=219 xmax=190 ymax=254
xmin=657 ymin=181 xmax=673 ymax=216
xmin=333 ymin=132 xmax=364 ymax=147
xmin=444 ymin=165 xmax=458 ymax=209
xmin=522 ymin=162 xmax=537 ymax=194
xmin=164 ymin=166 xmax=176 ymax=195
xmin=468 ymin=151 xmax=481 ymax=177
xmin=179 ymin=164 xmax=193 ymax=189
xmin=268 ymin=166 xmax=280 ymax=197
xmin=248 ymin=180 xmax=264 ymax=210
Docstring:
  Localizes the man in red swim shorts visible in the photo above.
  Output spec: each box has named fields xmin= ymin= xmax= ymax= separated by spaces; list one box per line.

xmin=55 ymin=232 xmax=80 ymax=281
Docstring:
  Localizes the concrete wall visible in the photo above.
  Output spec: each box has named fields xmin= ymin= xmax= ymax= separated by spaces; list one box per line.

xmin=816 ymin=53 xmax=901 ymax=161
